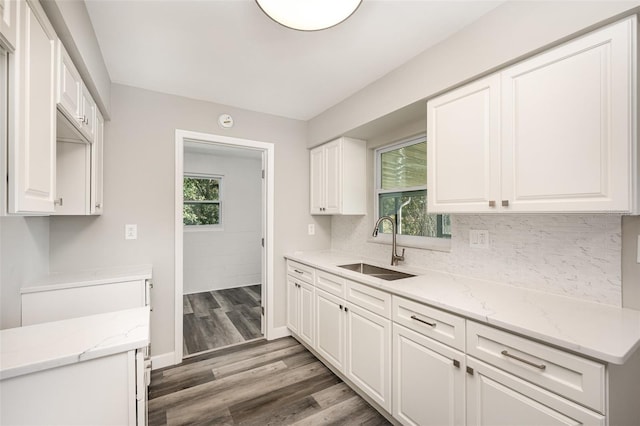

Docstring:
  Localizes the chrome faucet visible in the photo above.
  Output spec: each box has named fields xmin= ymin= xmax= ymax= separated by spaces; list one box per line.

xmin=372 ymin=216 xmax=405 ymax=266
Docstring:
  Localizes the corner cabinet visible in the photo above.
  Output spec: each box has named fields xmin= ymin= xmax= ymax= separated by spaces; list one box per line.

xmin=427 ymin=16 xmax=637 ymax=214
xmin=310 ymin=137 xmax=366 ymax=215
xmin=8 ymin=0 xmax=57 ymax=214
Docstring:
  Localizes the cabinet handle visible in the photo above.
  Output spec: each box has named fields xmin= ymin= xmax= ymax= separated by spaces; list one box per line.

xmin=95 ymin=203 xmax=101 ymax=209
xmin=293 ymin=269 xmax=304 ymax=275
xmin=488 ymin=200 xmax=496 ymax=207
xmin=339 ymin=304 xmax=343 ymax=311
xmin=501 ymin=350 xmax=546 ymax=370
xmin=501 ymin=200 xmax=509 ymax=207
xmin=453 ymin=359 xmax=460 ymax=368
xmin=344 ymin=306 xmax=348 ymax=313
xmin=466 ymin=366 xmax=474 ymax=375
xmin=54 ymin=197 xmax=63 ymax=206
xmin=411 ymin=315 xmax=436 ymax=327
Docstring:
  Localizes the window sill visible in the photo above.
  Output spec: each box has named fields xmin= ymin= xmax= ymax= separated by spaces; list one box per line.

xmin=368 ymin=233 xmax=451 ymax=252
xmin=183 ymin=225 xmax=224 ymax=233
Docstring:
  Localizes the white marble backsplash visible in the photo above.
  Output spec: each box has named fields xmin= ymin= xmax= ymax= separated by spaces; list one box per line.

xmin=332 ymin=214 xmax=622 ymax=307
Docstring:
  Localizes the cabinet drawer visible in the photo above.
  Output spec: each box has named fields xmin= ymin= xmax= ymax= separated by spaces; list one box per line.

xmin=392 ymin=296 xmax=465 ymax=351
xmin=346 ymin=280 xmax=391 ymax=319
xmin=315 ymin=270 xmax=346 ymax=298
xmin=286 ymin=260 xmax=314 ymax=284
xmin=466 ymin=321 xmax=605 ymax=412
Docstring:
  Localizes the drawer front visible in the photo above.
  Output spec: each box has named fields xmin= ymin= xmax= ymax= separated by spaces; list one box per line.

xmin=315 ymin=270 xmax=346 ymax=298
xmin=346 ymin=280 xmax=391 ymax=319
xmin=392 ymin=296 xmax=465 ymax=351
xmin=286 ymin=260 xmax=314 ymax=284
xmin=466 ymin=321 xmax=605 ymax=412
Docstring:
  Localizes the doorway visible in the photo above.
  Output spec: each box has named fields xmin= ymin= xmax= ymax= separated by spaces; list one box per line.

xmin=175 ymin=130 xmax=275 ymax=363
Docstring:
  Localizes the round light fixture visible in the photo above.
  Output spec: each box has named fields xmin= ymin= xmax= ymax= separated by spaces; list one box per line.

xmin=218 ymin=114 xmax=234 ymax=128
xmin=256 ymin=0 xmax=362 ymax=31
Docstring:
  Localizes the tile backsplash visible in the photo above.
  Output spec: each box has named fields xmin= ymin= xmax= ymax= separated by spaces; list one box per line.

xmin=332 ymin=214 xmax=622 ymax=307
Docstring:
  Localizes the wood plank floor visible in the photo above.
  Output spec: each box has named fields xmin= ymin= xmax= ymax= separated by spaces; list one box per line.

xmin=183 ymin=285 xmax=262 ymax=356
xmin=149 ymin=337 xmax=391 ymax=426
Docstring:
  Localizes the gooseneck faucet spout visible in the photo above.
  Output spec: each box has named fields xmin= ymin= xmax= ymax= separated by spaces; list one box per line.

xmin=372 ymin=216 xmax=405 ymax=266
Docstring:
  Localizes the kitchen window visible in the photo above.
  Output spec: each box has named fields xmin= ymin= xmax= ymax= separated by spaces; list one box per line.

xmin=375 ymin=137 xmax=451 ymax=248
xmin=183 ymin=174 xmax=222 ymax=227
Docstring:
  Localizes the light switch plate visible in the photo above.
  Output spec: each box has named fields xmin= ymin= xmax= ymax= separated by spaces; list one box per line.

xmin=125 ymin=224 xmax=137 ymax=240
xmin=308 ymin=224 xmax=315 ymax=236
xmin=470 ymin=229 xmax=489 ymax=249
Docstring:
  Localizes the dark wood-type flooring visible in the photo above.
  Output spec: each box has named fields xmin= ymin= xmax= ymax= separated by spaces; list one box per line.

xmin=149 ymin=337 xmax=391 ymax=426
xmin=184 ymin=285 xmax=262 ymax=356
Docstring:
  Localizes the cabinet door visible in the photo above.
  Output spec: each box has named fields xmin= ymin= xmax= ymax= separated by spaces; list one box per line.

xmin=91 ymin=109 xmax=104 ymax=214
xmin=501 ymin=17 xmax=635 ymax=213
xmin=393 ymin=325 xmax=465 ymax=426
xmin=0 ymin=0 xmax=18 ymax=50
xmin=309 ymin=146 xmax=325 ymax=214
xmin=315 ymin=288 xmax=345 ymax=372
xmin=466 ymin=358 xmax=604 ymax=426
xmin=80 ymin=85 xmax=96 ymax=142
xmin=323 ymin=140 xmax=342 ymax=214
xmin=427 ymin=75 xmax=500 ymax=213
xmin=286 ymin=276 xmax=299 ymax=335
xmin=346 ymin=303 xmax=392 ymax=412
xmin=57 ymin=41 xmax=82 ymax=124
xmin=298 ymin=280 xmax=314 ymax=347
xmin=8 ymin=0 xmax=57 ymax=214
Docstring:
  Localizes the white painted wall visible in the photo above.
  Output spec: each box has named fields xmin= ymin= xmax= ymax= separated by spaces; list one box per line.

xmin=48 ymin=84 xmax=332 ymax=358
xmin=0 ymin=217 xmax=50 ymax=329
xmin=309 ymin=1 xmax=640 ymax=145
xmin=183 ymin=151 xmax=262 ymax=294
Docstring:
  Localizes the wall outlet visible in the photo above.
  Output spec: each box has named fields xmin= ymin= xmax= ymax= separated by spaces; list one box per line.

xmin=308 ymin=224 xmax=315 ymax=236
xmin=125 ymin=224 xmax=138 ymax=240
xmin=470 ymin=229 xmax=489 ymax=248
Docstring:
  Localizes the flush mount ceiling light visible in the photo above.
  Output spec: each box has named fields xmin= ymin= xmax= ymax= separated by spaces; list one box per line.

xmin=256 ymin=0 xmax=362 ymax=31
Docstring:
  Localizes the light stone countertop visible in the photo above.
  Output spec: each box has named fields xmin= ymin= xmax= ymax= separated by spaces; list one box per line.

xmin=0 ymin=306 xmax=150 ymax=380
xmin=285 ymin=250 xmax=640 ymax=365
xmin=20 ymin=264 xmax=153 ymax=294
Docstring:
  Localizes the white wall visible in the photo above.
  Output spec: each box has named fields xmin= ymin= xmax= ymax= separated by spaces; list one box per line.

xmin=308 ymin=1 xmax=640 ymax=145
xmin=0 ymin=217 xmax=50 ymax=329
xmin=183 ymin=151 xmax=262 ymax=294
xmin=48 ymin=84 xmax=332 ymax=358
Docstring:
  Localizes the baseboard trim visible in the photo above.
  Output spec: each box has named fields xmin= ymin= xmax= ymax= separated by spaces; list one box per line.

xmin=267 ymin=326 xmax=291 ymax=340
xmin=151 ymin=351 xmax=177 ymax=370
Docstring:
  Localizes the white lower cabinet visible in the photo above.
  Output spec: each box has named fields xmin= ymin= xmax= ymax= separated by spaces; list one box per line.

xmin=315 ymin=288 xmax=346 ymax=371
xmin=393 ymin=324 xmax=465 ymax=426
xmin=286 ymin=275 xmax=314 ymax=346
xmin=346 ymin=303 xmax=392 ymax=412
xmin=466 ymin=358 xmax=604 ymax=426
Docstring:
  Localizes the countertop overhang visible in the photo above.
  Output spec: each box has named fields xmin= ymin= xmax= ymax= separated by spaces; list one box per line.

xmin=0 ymin=306 xmax=150 ymax=380
xmin=285 ymin=250 xmax=640 ymax=365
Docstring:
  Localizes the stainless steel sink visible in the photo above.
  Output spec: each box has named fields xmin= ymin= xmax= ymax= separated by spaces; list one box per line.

xmin=338 ymin=263 xmax=415 ymax=281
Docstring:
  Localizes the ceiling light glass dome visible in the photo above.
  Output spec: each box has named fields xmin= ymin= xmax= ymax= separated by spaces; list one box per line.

xmin=256 ymin=0 xmax=362 ymax=31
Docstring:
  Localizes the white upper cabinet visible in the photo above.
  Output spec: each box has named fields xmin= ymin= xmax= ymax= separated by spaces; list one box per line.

xmin=91 ymin=109 xmax=104 ymax=215
xmin=427 ymin=16 xmax=637 ymax=214
xmin=56 ymin=40 xmax=96 ymax=143
xmin=310 ymin=137 xmax=366 ymax=215
xmin=427 ymin=75 xmax=500 ymax=213
xmin=8 ymin=0 xmax=57 ymax=214
xmin=0 ymin=0 xmax=18 ymax=50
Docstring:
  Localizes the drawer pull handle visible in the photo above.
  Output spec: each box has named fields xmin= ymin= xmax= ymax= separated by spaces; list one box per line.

xmin=293 ymin=269 xmax=304 ymax=274
xmin=411 ymin=315 xmax=436 ymax=327
xmin=501 ymin=350 xmax=546 ymax=370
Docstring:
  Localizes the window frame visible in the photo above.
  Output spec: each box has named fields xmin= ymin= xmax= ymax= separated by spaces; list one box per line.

xmin=183 ymin=173 xmax=224 ymax=231
xmin=372 ymin=135 xmax=451 ymax=252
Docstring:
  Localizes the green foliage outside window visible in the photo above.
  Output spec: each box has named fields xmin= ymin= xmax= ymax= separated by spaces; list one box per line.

xmin=183 ymin=176 xmax=221 ymax=226
xmin=377 ymin=140 xmax=450 ymax=239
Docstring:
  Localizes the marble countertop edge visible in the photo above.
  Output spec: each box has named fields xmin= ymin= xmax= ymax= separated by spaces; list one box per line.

xmin=285 ymin=250 xmax=640 ymax=365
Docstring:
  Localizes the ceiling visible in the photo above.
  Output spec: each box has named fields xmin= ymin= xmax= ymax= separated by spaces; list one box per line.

xmin=85 ymin=0 xmax=503 ymax=121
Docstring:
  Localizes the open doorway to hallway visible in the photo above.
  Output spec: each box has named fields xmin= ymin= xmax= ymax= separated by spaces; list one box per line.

xmin=179 ymin=137 xmax=268 ymax=358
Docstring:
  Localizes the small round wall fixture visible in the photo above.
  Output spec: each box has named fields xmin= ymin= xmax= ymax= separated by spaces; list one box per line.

xmin=256 ymin=0 xmax=362 ymax=31
xmin=218 ymin=114 xmax=234 ymax=129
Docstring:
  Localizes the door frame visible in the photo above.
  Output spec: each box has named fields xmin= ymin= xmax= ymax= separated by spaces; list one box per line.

xmin=174 ymin=129 xmax=275 ymax=364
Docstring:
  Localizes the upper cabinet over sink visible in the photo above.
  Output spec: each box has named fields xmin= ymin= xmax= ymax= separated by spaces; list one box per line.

xmin=310 ymin=137 xmax=366 ymax=215
xmin=427 ymin=16 xmax=637 ymax=214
